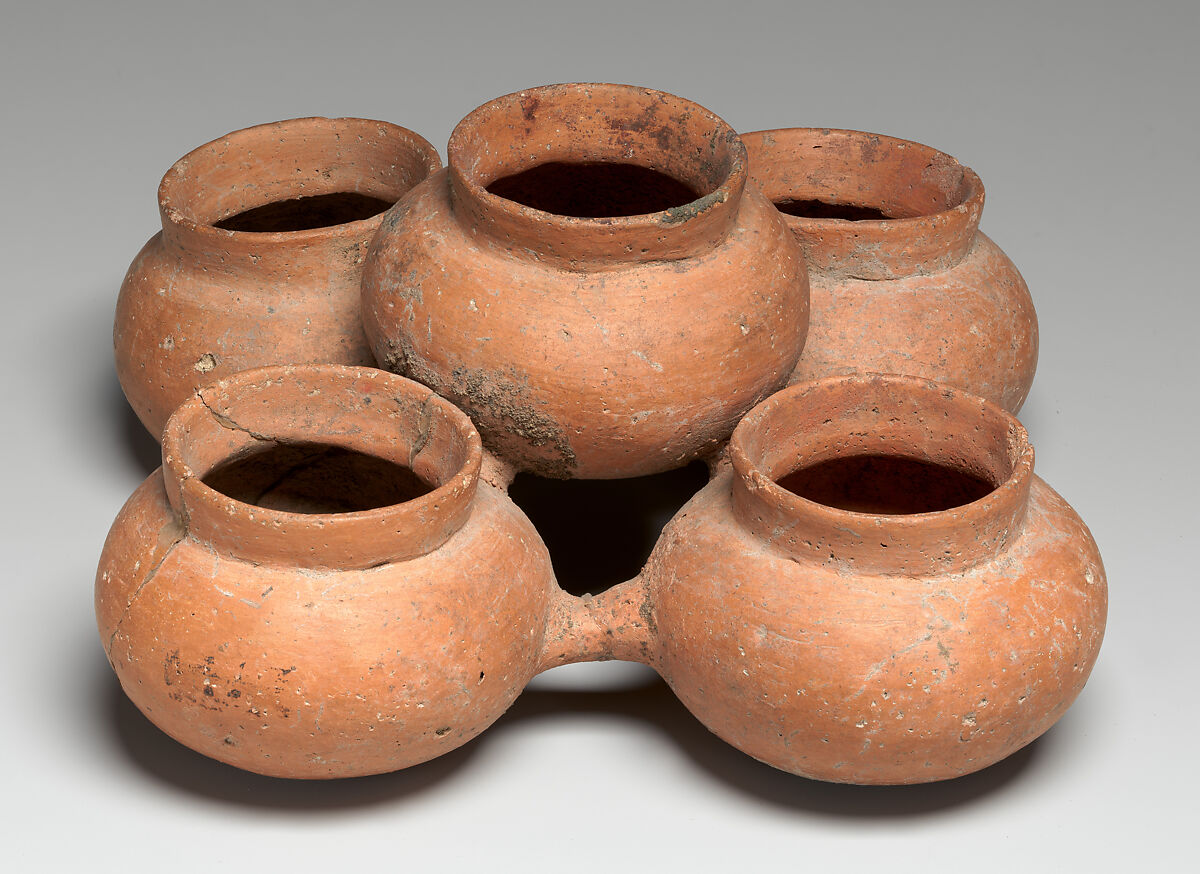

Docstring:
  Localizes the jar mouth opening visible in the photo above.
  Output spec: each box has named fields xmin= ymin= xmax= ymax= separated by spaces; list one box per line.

xmin=162 ymin=366 xmax=480 ymax=529
xmin=201 ymin=442 xmax=438 ymax=516
xmin=157 ymin=117 xmax=440 ymax=241
xmin=775 ymin=453 xmax=999 ymax=516
xmin=448 ymin=83 xmax=745 ymax=226
xmin=485 ymin=161 xmax=705 ymax=219
xmin=731 ymin=374 xmax=1031 ymax=524
xmin=744 ymin=128 xmax=983 ymax=228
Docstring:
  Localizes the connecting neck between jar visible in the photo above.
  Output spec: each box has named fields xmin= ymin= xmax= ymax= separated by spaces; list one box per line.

xmin=743 ymin=128 xmax=984 ymax=280
xmin=160 ymin=365 xmax=481 ymax=571
xmin=729 ymin=374 xmax=1032 ymax=576
xmin=157 ymin=116 xmax=440 ymax=275
xmin=446 ymin=83 xmax=747 ymax=271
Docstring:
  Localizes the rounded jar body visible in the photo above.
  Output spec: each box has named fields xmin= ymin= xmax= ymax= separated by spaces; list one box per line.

xmin=743 ymin=128 xmax=1037 ymax=412
xmin=96 ymin=365 xmax=555 ymax=778
xmin=645 ymin=375 xmax=1105 ymax=783
xmin=115 ymin=117 xmax=441 ymax=438
xmin=363 ymin=84 xmax=808 ymax=479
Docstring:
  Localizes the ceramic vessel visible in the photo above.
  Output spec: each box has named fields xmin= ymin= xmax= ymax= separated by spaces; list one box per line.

xmin=362 ymin=83 xmax=809 ymax=479
xmin=95 ymin=365 xmax=556 ymax=779
xmin=742 ymin=128 xmax=1037 ymax=412
xmin=115 ymin=117 xmax=441 ymax=438
xmin=638 ymin=374 xmax=1106 ymax=784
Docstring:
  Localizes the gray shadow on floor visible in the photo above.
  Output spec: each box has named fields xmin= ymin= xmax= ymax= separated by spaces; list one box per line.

xmin=97 ymin=662 xmax=479 ymax=811
xmin=97 ymin=648 xmax=1051 ymax=816
xmin=488 ymin=666 xmax=1046 ymax=818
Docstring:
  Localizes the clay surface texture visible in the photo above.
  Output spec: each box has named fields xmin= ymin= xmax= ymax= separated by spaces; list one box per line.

xmin=97 ymin=366 xmax=556 ymax=778
xmin=362 ymin=84 xmax=808 ymax=479
xmin=97 ymin=366 xmax=1106 ymax=783
xmin=744 ymin=128 xmax=1038 ymax=412
xmin=98 ymin=85 xmax=1105 ymax=787
xmin=643 ymin=375 xmax=1105 ymax=783
xmin=115 ymin=117 xmax=440 ymax=438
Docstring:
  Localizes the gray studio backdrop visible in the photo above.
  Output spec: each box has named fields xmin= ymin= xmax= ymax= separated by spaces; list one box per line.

xmin=1 ymin=1 xmax=1195 ymax=871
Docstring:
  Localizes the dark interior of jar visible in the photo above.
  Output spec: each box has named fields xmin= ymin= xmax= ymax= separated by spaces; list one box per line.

xmin=202 ymin=442 xmax=434 ymax=514
xmin=454 ymin=86 xmax=739 ymax=224
xmin=213 ymin=192 xmax=395 ymax=232
xmin=773 ymin=198 xmax=903 ymax=221
xmin=161 ymin=120 xmax=436 ymax=234
xmin=776 ymin=454 xmax=996 ymax=515
xmin=486 ymin=161 xmax=702 ymax=218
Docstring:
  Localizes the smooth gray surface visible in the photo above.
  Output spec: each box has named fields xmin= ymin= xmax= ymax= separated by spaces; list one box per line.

xmin=2 ymin=1 xmax=1195 ymax=870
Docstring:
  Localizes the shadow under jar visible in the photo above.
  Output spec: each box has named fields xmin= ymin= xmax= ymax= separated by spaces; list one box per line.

xmin=95 ymin=365 xmax=556 ymax=779
xmin=362 ymin=83 xmax=809 ymax=480
xmin=742 ymin=128 xmax=1038 ymax=413
xmin=642 ymin=373 xmax=1106 ymax=784
xmin=115 ymin=117 xmax=441 ymax=439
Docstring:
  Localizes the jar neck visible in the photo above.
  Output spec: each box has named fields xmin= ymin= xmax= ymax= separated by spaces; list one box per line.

xmin=160 ymin=365 xmax=481 ymax=571
xmin=157 ymin=116 xmax=440 ymax=277
xmin=729 ymin=374 xmax=1032 ymax=576
xmin=743 ymin=128 xmax=984 ymax=281
xmin=447 ymin=83 xmax=747 ymax=271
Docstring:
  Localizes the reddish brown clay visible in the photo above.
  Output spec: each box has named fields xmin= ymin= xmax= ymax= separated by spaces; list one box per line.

xmin=115 ymin=117 xmax=441 ymax=438
xmin=636 ymin=374 xmax=1106 ymax=784
xmin=362 ymin=84 xmax=809 ymax=479
xmin=94 ymin=364 xmax=1107 ymax=783
xmin=95 ymin=365 xmax=556 ymax=779
xmin=743 ymin=128 xmax=1038 ymax=412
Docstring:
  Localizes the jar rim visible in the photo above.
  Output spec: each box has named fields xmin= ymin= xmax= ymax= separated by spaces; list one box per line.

xmin=445 ymin=83 xmax=748 ymax=268
xmin=729 ymin=374 xmax=1033 ymax=574
xmin=742 ymin=127 xmax=985 ymax=279
xmin=161 ymin=365 xmax=482 ymax=570
xmin=746 ymin=127 xmax=983 ymax=224
xmin=157 ymin=116 xmax=441 ymax=246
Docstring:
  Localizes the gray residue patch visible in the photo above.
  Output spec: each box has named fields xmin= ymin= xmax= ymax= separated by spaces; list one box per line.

xmin=449 ymin=365 xmax=577 ymax=478
xmin=662 ymin=190 xmax=725 ymax=225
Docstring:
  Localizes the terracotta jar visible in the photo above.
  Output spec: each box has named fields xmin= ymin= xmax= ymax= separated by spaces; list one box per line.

xmin=115 ymin=117 xmax=441 ymax=438
xmin=637 ymin=374 xmax=1106 ymax=784
xmin=362 ymin=84 xmax=809 ymax=479
xmin=742 ymin=128 xmax=1037 ymax=412
xmin=95 ymin=365 xmax=556 ymax=779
